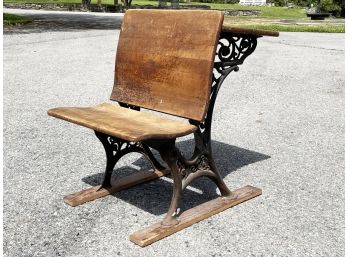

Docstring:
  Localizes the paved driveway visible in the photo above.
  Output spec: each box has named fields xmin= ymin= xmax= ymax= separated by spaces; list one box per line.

xmin=4 ymin=8 xmax=123 ymax=33
xmin=3 ymin=9 xmax=345 ymax=257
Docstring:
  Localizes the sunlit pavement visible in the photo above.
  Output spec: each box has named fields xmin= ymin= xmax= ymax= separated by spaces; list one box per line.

xmin=3 ymin=9 xmax=344 ymax=257
xmin=4 ymin=8 xmax=124 ymax=33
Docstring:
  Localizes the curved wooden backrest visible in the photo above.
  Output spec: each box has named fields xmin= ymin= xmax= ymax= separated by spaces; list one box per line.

xmin=110 ymin=10 xmax=224 ymax=121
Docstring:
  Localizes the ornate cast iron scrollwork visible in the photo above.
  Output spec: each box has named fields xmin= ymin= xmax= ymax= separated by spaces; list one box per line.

xmin=106 ymin=136 xmax=142 ymax=155
xmin=177 ymin=155 xmax=211 ymax=179
xmin=215 ymin=34 xmax=258 ymax=101
xmin=215 ymin=33 xmax=258 ymax=74
xmin=191 ymin=33 xmax=258 ymax=147
xmin=183 ymin=33 xmax=259 ymax=195
xmin=175 ymin=150 xmax=230 ymax=195
xmin=95 ymin=131 xmax=144 ymax=188
xmin=95 ymin=131 xmax=164 ymax=188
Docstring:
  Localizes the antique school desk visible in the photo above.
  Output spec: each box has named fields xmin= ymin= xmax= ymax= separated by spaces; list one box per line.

xmin=48 ymin=10 xmax=279 ymax=246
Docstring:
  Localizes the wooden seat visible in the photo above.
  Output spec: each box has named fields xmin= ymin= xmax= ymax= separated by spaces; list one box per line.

xmin=48 ymin=10 xmax=223 ymax=141
xmin=48 ymin=103 xmax=197 ymax=141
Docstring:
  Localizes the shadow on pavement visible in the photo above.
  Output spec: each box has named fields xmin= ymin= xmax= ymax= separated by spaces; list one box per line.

xmin=3 ymin=12 xmax=123 ymax=34
xmin=82 ymin=139 xmax=270 ymax=215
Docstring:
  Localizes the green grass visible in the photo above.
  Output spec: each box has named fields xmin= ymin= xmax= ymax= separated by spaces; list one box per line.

xmin=181 ymin=3 xmax=306 ymax=19
xmin=4 ymin=0 xmax=344 ymax=32
xmin=3 ymin=13 xmax=32 ymax=25
xmin=125 ymin=1 xmax=306 ymax=19
xmin=4 ymin=0 xmax=307 ymax=19
xmin=122 ymin=1 xmax=307 ymax=19
xmin=225 ymin=23 xmax=345 ymax=32
xmin=5 ymin=0 xmax=84 ymax=3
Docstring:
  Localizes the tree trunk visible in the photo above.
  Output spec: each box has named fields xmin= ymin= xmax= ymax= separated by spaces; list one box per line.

xmin=82 ymin=0 xmax=91 ymax=8
xmin=158 ymin=0 xmax=167 ymax=8
xmin=171 ymin=0 xmax=179 ymax=8
xmin=123 ymin=0 xmax=132 ymax=7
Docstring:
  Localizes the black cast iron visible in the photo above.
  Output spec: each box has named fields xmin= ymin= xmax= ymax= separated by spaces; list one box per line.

xmin=94 ymin=131 xmax=165 ymax=189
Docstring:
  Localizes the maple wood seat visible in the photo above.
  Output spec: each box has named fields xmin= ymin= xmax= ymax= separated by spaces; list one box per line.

xmin=48 ymin=9 xmax=278 ymax=247
xmin=48 ymin=103 xmax=197 ymax=141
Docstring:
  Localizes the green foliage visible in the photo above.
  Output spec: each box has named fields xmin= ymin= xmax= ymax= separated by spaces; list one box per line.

xmin=194 ymin=0 xmax=238 ymax=4
xmin=267 ymin=0 xmax=286 ymax=7
xmin=252 ymin=6 xmax=306 ymax=18
xmin=226 ymin=23 xmax=345 ymax=32
xmin=4 ymin=0 xmax=344 ymax=17
xmin=81 ymin=0 xmax=91 ymax=6
xmin=268 ymin=0 xmax=345 ymax=15
xmin=120 ymin=0 xmax=133 ymax=7
xmin=319 ymin=0 xmax=341 ymax=13
xmin=177 ymin=3 xmax=306 ymax=18
xmin=289 ymin=0 xmax=311 ymax=7
xmin=3 ymin=13 xmax=32 ymax=25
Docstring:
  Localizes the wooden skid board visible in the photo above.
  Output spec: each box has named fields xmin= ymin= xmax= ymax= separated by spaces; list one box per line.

xmin=64 ymin=169 xmax=170 ymax=207
xmin=129 ymin=185 xmax=262 ymax=247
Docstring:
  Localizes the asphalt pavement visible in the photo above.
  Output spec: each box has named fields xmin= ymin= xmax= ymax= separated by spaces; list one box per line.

xmin=4 ymin=8 xmax=124 ymax=33
xmin=3 ymin=8 xmax=345 ymax=257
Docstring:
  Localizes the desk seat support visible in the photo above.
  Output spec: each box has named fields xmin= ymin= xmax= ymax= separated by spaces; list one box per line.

xmin=142 ymin=32 xmax=260 ymax=226
xmin=62 ymin=30 xmax=263 ymax=245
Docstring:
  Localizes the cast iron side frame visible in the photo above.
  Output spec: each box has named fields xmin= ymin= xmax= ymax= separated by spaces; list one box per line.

xmin=94 ymin=33 xmax=259 ymax=226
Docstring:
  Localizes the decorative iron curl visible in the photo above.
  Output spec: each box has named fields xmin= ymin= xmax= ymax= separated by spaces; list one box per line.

xmin=189 ymin=33 xmax=259 ymax=162
xmin=177 ymin=155 xmax=211 ymax=179
xmin=95 ymin=131 xmax=166 ymax=188
xmin=215 ymin=33 xmax=258 ymax=78
xmin=191 ymin=33 xmax=258 ymax=132
xmin=106 ymin=136 xmax=142 ymax=156
xmin=217 ymin=35 xmax=257 ymax=63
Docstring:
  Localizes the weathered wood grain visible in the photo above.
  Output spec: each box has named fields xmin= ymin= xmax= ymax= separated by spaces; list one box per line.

xmin=129 ymin=185 xmax=262 ymax=247
xmin=48 ymin=103 xmax=197 ymax=141
xmin=111 ymin=10 xmax=224 ymax=122
xmin=222 ymin=25 xmax=279 ymax=37
xmin=64 ymin=169 xmax=170 ymax=207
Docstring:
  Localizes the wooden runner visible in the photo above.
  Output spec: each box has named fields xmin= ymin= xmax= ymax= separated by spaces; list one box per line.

xmin=130 ymin=185 xmax=262 ymax=247
xmin=64 ymin=169 xmax=170 ymax=207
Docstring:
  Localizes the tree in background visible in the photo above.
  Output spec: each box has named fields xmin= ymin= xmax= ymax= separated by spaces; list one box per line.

xmin=121 ymin=0 xmax=132 ymax=7
xmin=82 ymin=0 xmax=91 ymax=7
xmin=158 ymin=0 xmax=180 ymax=8
xmin=314 ymin=0 xmax=344 ymax=16
xmin=266 ymin=0 xmax=344 ymax=16
xmin=80 ymin=0 xmax=344 ymax=16
xmin=319 ymin=0 xmax=341 ymax=14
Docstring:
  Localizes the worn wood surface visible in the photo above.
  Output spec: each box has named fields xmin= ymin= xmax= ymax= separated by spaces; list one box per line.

xmin=129 ymin=185 xmax=262 ymax=247
xmin=222 ymin=25 xmax=279 ymax=37
xmin=64 ymin=169 xmax=171 ymax=207
xmin=47 ymin=103 xmax=197 ymax=141
xmin=111 ymin=10 xmax=224 ymax=122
